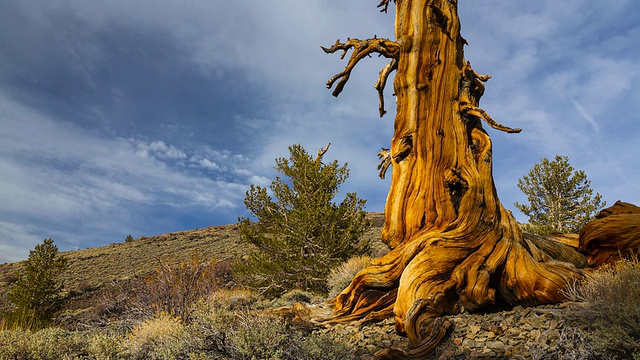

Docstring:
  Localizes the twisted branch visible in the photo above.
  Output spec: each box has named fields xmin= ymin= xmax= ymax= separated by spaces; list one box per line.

xmin=377 ymin=0 xmax=395 ymax=13
xmin=322 ymin=37 xmax=400 ymax=98
xmin=460 ymin=103 xmax=522 ymax=134
xmin=377 ymin=148 xmax=392 ymax=179
xmin=375 ymin=58 xmax=398 ymax=117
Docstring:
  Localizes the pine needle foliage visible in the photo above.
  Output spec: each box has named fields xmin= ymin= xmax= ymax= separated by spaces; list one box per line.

xmin=515 ymin=155 xmax=605 ymax=234
xmin=235 ymin=144 xmax=370 ymax=297
xmin=5 ymin=239 xmax=68 ymax=329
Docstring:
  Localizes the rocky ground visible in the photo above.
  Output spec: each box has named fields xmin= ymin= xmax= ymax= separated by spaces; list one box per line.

xmin=317 ymin=302 xmax=593 ymax=360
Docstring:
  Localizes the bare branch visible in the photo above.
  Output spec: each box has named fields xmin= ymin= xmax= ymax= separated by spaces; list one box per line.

xmin=465 ymin=61 xmax=491 ymax=82
xmin=322 ymin=37 xmax=400 ymax=98
xmin=377 ymin=148 xmax=391 ymax=179
xmin=460 ymin=103 xmax=522 ymax=134
xmin=375 ymin=58 xmax=398 ymax=117
xmin=377 ymin=0 xmax=394 ymax=13
xmin=315 ymin=143 xmax=331 ymax=163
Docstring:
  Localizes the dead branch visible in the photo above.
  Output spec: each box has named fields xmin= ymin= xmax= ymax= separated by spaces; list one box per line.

xmin=375 ymin=58 xmax=398 ymax=117
xmin=459 ymin=103 xmax=522 ymax=134
xmin=315 ymin=143 xmax=331 ymax=162
xmin=377 ymin=0 xmax=394 ymax=13
xmin=322 ymin=37 xmax=400 ymax=97
xmin=377 ymin=148 xmax=392 ymax=179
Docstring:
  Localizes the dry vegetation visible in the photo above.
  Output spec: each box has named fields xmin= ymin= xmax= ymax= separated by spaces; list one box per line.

xmin=1 ymin=223 xmax=248 ymax=322
xmin=0 ymin=214 xmax=386 ymax=359
xmin=0 ymin=213 xmax=385 ymax=328
xmin=1 ymin=213 xmax=638 ymax=359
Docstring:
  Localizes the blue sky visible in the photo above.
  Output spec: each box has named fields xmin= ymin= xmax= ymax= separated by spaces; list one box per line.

xmin=1 ymin=1 xmax=639 ymax=263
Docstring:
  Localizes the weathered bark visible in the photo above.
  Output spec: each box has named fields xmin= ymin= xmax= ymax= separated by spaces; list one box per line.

xmin=321 ymin=1 xmax=584 ymax=357
xmin=580 ymin=201 xmax=640 ymax=267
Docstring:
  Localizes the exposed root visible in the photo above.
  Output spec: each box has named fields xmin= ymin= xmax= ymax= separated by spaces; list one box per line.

xmin=318 ymin=211 xmax=584 ymax=355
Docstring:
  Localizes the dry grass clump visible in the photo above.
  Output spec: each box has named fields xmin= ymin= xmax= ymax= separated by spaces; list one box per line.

xmin=128 ymin=312 xmax=186 ymax=360
xmin=564 ymin=256 xmax=640 ymax=359
xmin=327 ymin=256 xmax=373 ymax=298
xmin=85 ymin=332 xmax=128 ymax=360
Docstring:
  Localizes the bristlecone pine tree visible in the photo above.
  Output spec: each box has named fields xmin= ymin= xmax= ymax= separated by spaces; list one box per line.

xmin=236 ymin=144 xmax=369 ymax=298
xmin=515 ymin=155 xmax=605 ymax=235
xmin=316 ymin=1 xmax=600 ymax=358
xmin=6 ymin=238 xmax=68 ymax=329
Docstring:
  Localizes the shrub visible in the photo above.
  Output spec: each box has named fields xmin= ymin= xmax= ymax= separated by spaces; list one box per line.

xmin=228 ymin=312 xmax=292 ymax=359
xmin=188 ymin=289 xmax=355 ymax=359
xmin=299 ymin=332 xmax=354 ymax=360
xmin=564 ymin=256 xmax=640 ymax=358
xmin=128 ymin=312 xmax=186 ymax=360
xmin=125 ymin=251 xmax=220 ymax=322
xmin=86 ymin=332 xmax=128 ymax=360
xmin=0 ymin=327 xmax=85 ymax=360
xmin=5 ymin=238 xmax=68 ymax=329
xmin=235 ymin=144 xmax=370 ymax=297
xmin=125 ymin=234 xmax=134 ymax=243
xmin=327 ymin=256 xmax=372 ymax=298
xmin=279 ymin=289 xmax=315 ymax=304
xmin=0 ymin=288 xmax=355 ymax=360
xmin=227 ymin=312 xmax=354 ymax=360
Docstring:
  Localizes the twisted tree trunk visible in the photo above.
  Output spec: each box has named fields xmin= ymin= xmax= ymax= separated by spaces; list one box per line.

xmin=580 ymin=201 xmax=640 ymax=267
xmin=321 ymin=1 xmax=584 ymax=357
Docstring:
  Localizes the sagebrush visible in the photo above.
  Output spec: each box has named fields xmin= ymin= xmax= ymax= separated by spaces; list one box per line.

xmin=564 ymin=256 xmax=640 ymax=359
xmin=0 ymin=289 xmax=356 ymax=360
xmin=120 ymin=250 xmax=220 ymax=322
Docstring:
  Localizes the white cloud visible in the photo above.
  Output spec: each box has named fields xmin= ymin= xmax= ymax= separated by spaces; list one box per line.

xmin=1 ymin=0 xmax=639 ymax=262
xmin=197 ymin=158 xmax=220 ymax=170
xmin=0 ymin=91 xmax=259 ymax=262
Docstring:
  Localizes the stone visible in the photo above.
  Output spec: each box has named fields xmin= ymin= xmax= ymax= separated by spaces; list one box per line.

xmin=489 ymin=340 xmax=507 ymax=350
xmin=530 ymin=314 xmax=544 ymax=329
xmin=469 ymin=324 xmax=482 ymax=334
xmin=365 ymin=345 xmax=377 ymax=353
xmin=438 ymin=350 xmax=456 ymax=360
xmin=530 ymin=329 xmax=541 ymax=339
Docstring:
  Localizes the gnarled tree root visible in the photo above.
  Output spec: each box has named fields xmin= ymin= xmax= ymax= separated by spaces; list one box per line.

xmin=580 ymin=201 xmax=640 ymax=267
xmin=319 ymin=212 xmax=585 ymax=357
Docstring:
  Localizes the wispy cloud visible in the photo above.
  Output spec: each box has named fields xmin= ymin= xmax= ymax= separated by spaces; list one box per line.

xmin=0 ymin=92 xmax=257 ymax=262
xmin=0 ymin=0 xmax=638 ymax=262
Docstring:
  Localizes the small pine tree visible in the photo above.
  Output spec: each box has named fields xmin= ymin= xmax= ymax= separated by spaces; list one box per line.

xmin=125 ymin=234 xmax=134 ymax=243
xmin=6 ymin=238 xmax=68 ymax=328
xmin=515 ymin=155 xmax=605 ymax=234
xmin=235 ymin=144 xmax=370 ymax=297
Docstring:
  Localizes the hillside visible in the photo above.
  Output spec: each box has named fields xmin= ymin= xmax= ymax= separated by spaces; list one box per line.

xmin=0 ymin=213 xmax=386 ymax=321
